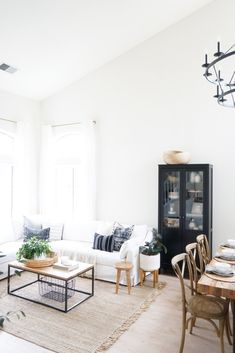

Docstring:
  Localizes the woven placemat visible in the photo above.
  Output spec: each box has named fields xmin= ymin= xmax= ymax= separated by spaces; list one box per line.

xmin=220 ymin=244 xmax=235 ymax=250
xmin=205 ymin=272 xmax=235 ymax=283
xmin=214 ymin=257 xmax=235 ymax=265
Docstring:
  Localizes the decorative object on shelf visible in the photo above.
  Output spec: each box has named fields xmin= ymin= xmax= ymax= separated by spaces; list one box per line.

xmin=191 ymin=202 xmax=203 ymax=215
xmin=163 ymin=150 xmax=191 ymax=164
xmin=188 ymin=219 xmax=196 ymax=230
xmin=16 ymin=237 xmax=56 ymax=268
xmin=194 ymin=173 xmax=201 ymax=183
xmin=202 ymin=41 xmax=235 ymax=107
xmin=190 ymin=171 xmax=196 ymax=183
xmin=168 ymin=204 xmax=176 ymax=215
xmin=168 ymin=191 xmax=179 ymax=199
xmin=164 ymin=218 xmax=179 ymax=228
xmin=139 ymin=228 xmax=167 ymax=271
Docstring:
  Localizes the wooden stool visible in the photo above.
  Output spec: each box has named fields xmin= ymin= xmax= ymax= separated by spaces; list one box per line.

xmin=139 ymin=268 xmax=158 ymax=288
xmin=115 ymin=261 xmax=133 ymax=294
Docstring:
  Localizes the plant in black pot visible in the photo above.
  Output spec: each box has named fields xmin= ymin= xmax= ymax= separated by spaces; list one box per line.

xmin=139 ymin=228 xmax=167 ymax=271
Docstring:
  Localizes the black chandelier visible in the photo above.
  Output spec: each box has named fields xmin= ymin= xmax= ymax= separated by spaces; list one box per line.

xmin=202 ymin=42 xmax=235 ymax=108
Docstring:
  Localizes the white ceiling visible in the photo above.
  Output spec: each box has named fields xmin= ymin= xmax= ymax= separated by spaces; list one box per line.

xmin=0 ymin=0 xmax=214 ymax=100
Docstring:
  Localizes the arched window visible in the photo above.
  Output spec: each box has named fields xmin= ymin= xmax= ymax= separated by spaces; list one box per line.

xmin=40 ymin=122 xmax=96 ymax=220
xmin=54 ymin=132 xmax=83 ymax=217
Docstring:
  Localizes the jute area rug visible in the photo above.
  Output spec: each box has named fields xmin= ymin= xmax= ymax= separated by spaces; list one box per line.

xmin=0 ymin=272 xmax=166 ymax=353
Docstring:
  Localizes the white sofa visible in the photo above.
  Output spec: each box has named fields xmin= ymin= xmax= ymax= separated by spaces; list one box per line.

xmin=0 ymin=217 xmax=150 ymax=286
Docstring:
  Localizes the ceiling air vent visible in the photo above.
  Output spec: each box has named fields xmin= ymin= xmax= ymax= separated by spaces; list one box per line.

xmin=0 ymin=63 xmax=17 ymax=74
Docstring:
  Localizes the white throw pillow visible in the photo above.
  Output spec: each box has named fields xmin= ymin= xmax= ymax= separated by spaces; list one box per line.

xmin=42 ymin=221 xmax=64 ymax=241
xmin=23 ymin=215 xmax=43 ymax=230
xmin=63 ymin=221 xmax=99 ymax=242
xmin=96 ymin=221 xmax=115 ymax=235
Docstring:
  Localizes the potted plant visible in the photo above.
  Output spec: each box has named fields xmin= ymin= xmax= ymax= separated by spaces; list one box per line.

xmin=16 ymin=237 xmax=52 ymax=262
xmin=139 ymin=228 xmax=167 ymax=271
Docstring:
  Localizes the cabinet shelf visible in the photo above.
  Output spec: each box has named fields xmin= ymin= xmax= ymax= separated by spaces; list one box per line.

xmin=186 ymin=213 xmax=203 ymax=218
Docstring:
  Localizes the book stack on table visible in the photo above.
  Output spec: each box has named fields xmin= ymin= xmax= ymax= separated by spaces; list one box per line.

xmin=53 ymin=259 xmax=79 ymax=271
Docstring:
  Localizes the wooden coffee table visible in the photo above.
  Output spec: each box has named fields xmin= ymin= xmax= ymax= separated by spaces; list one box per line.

xmin=8 ymin=261 xmax=94 ymax=313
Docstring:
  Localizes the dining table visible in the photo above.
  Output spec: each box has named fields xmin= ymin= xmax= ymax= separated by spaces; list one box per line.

xmin=198 ymin=256 xmax=235 ymax=353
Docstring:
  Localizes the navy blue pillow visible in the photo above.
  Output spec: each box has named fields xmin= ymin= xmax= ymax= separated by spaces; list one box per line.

xmin=93 ymin=233 xmax=114 ymax=252
xmin=23 ymin=226 xmax=50 ymax=242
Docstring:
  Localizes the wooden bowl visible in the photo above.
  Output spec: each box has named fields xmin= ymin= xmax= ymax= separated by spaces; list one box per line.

xmin=25 ymin=252 xmax=58 ymax=268
xmin=163 ymin=151 xmax=191 ymax=164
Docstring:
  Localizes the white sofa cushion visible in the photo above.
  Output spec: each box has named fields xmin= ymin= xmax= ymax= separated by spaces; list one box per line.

xmin=95 ymin=248 xmax=121 ymax=266
xmin=50 ymin=240 xmax=121 ymax=267
xmin=63 ymin=221 xmax=115 ymax=242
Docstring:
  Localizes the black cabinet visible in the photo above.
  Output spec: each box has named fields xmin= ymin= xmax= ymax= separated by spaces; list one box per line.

xmin=158 ymin=164 xmax=213 ymax=271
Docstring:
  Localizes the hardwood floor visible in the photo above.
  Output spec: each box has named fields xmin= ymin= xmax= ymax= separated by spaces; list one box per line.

xmin=0 ymin=275 xmax=232 ymax=353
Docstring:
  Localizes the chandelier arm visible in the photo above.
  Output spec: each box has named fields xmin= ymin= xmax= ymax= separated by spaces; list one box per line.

xmin=231 ymin=92 xmax=235 ymax=107
xmin=228 ymin=71 xmax=235 ymax=86
xmin=205 ymin=50 xmax=235 ymax=84
xmin=213 ymin=65 xmax=219 ymax=83
xmin=224 ymin=44 xmax=235 ymax=55
xmin=218 ymin=88 xmax=235 ymax=107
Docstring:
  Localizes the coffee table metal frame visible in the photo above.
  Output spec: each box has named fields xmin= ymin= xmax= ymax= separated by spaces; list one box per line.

xmin=7 ymin=261 xmax=94 ymax=313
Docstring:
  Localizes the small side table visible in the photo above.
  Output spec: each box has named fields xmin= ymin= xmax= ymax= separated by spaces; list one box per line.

xmin=139 ymin=268 xmax=158 ymax=288
xmin=115 ymin=261 xmax=133 ymax=295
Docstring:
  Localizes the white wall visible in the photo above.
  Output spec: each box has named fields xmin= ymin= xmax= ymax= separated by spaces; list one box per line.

xmin=0 ymin=89 xmax=40 ymax=213
xmin=41 ymin=0 xmax=235 ymax=252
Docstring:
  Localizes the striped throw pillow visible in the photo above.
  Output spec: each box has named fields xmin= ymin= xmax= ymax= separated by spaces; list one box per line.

xmin=93 ymin=233 xmax=114 ymax=252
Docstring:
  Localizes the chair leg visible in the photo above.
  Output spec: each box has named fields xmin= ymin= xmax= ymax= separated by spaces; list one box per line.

xmin=179 ymin=312 xmax=186 ymax=353
xmin=189 ymin=317 xmax=196 ymax=334
xmin=139 ymin=269 xmax=143 ymax=286
xmin=115 ymin=269 xmax=121 ymax=294
xmin=225 ymin=315 xmax=232 ymax=345
xmin=219 ymin=319 xmax=225 ymax=353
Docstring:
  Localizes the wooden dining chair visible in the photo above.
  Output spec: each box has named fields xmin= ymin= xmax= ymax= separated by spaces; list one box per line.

xmin=186 ymin=242 xmax=232 ymax=343
xmin=185 ymin=242 xmax=204 ymax=282
xmin=196 ymin=234 xmax=211 ymax=272
xmin=172 ymin=253 xmax=229 ymax=353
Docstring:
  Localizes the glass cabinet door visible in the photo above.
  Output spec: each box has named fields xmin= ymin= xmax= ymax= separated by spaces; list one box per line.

xmin=163 ymin=171 xmax=180 ymax=229
xmin=185 ymin=171 xmax=204 ymax=231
